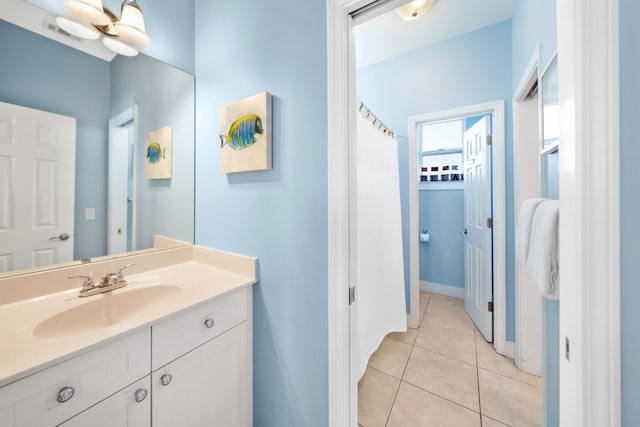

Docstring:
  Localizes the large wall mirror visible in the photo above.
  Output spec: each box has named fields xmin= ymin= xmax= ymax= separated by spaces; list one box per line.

xmin=540 ymin=54 xmax=559 ymax=199
xmin=0 ymin=2 xmax=195 ymax=277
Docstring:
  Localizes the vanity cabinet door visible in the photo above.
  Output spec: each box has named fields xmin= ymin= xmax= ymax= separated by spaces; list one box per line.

xmin=152 ymin=322 xmax=249 ymax=427
xmin=58 ymin=377 xmax=151 ymax=427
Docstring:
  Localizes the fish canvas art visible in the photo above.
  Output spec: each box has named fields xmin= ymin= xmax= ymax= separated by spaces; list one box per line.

xmin=145 ymin=126 xmax=172 ymax=179
xmin=219 ymin=92 xmax=272 ymax=174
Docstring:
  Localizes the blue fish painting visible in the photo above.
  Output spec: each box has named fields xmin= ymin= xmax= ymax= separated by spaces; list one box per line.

xmin=219 ymin=113 xmax=263 ymax=150
xmin=146 ymin=142 xmax=165 ymax=164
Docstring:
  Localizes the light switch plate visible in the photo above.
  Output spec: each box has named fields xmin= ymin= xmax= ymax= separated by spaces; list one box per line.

xmin=85 ymin=208 xmax=95 ymax=220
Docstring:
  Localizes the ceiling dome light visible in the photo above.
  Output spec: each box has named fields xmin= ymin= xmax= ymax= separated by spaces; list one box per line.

xmin=103 ymin=37 xmax=139 ymax=56
xmin=114 ymin=0 xmax=150 ymax=46
xmin=395 ymin=0 xmax=436 ymax=21
xmin=55 ymin=16 xmax=100 ymax=40
xmin=65 ymin=0 xmax=111 ymax=26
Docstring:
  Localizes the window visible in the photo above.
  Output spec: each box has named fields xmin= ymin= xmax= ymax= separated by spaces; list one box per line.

xmin=420 ymin=120 xmax=463 ymax=182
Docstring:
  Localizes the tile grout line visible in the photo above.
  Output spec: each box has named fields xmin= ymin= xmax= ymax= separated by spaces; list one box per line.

xmin=384 ymin=296 xmax=431 ymax=427
xmin=476 ymin=364 xmax=542 ymax=389
xmin=399 ymin=294 xmax=485 ymax=417
xmin=411 ymin=338 xmax=478 ymax=368
xmin=384 ymin=294 xmax=431 ymax=426
xmin=400 ymin=376 xmax=482 ymax=415
xmin=475 ymin=328 xmax=483 ymax=426
xmin=384 ymin=342 xmax=414 ymax=426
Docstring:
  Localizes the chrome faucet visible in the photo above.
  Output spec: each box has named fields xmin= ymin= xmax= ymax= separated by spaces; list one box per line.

xmin=69 ymin=263 xmax=135 ymax=297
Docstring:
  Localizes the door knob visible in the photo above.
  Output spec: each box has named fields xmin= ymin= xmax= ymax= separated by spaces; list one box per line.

xmin=49 ymin=233 xmax=70 ymax=241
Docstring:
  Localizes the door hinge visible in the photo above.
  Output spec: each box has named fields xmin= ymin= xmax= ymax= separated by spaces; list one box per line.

xmin=487 ymin=217 xmax=493 ymax=228
xmin=565 ymin=337 xmax=570 ymax=361
xmin=349 ymin=286 xmax=356 ymax=305
xmin=488 ymin=301 xmax=494 ymax=312
xmin=486 ymin=135 xmax=493 ymax=146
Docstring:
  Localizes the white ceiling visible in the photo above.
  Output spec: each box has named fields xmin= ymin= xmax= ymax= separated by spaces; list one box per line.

xmin=355 ymin=0 xmax=516 ymax=68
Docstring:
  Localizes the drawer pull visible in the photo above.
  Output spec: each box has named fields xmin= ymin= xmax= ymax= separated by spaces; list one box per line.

xmin=204 ymin=318 xmax=215 ymax=329
xmin=134 ymin=388 xmax=148 ymax=403
xmin=160 ymin=374 xmax=172 ymax=386
xmin=57 ymin=386 xmax=75 ymax=403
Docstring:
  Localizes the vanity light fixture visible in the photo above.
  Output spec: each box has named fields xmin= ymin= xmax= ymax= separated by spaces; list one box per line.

xmin=394 ymin=0 xmax=436 ymax=21
xmin=55 ymin=0 xmax=150 ymax=57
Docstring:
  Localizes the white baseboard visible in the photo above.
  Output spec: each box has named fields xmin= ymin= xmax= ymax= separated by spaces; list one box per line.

xmin=420 ymin=281 xmax=464 ymax=299
xmin=497 ymin=340 xmax=515 ymax=359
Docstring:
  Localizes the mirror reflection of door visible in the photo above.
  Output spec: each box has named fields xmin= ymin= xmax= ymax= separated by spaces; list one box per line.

xmin=108 ymin=108 xmax=136 ymax=255
xmin=0 ymin=101 xmax=76 ymax=272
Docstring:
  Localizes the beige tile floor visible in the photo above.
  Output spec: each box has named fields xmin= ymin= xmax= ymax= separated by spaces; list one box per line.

xmin=358 ymin=291 xmax=542 ymax=427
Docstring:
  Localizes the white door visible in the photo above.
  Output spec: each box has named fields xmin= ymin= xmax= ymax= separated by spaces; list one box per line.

xmin=463 ymin=116 xmax=493 ymax=341
xmin=0 ymin=101 xmax=75 ymax=273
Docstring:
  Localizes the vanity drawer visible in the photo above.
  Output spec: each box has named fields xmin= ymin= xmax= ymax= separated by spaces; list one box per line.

xmin=0 ymin=328 xmax=150 ymax=427
xmin=152 ymin=288 xmax=248 ymax=370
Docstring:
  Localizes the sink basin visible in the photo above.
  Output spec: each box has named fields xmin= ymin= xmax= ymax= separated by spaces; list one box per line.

xmin=33 ymin=285 xmax=183 ymax=338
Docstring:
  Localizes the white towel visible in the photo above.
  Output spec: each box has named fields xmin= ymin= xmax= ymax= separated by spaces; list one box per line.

xmin=516 ymin=198 xmax=547 ymax=265
xmin=526 ymin=200 xmax=559 ymax=299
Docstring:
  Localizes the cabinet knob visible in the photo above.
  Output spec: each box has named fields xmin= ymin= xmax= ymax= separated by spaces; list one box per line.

xmin=57 ymin=386 xmax=75 ymax=403
xmin=160 ymin=374 xmax=172 ymax=386
xmin=204 ymin=318 xmax=215 ymax=329
xmin=134 ymin=388 xmax=148 ymax=403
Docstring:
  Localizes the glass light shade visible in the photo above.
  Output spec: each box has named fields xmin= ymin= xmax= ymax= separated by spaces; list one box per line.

xmin=103 ymin=37 xmax=139 ymax=56
xmin=395 ymin=0 xmax=436 ymax=21
xmin=65 ymin=0 xmax=111 ymax=26
xmin=55 ymin=17 xmax=100 ymax=40
xmin=114 ymin=1 xmax=150 ymax=46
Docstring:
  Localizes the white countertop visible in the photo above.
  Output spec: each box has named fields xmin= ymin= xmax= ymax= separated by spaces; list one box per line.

xmin=0 ymin=251 xmax=256 ymax=388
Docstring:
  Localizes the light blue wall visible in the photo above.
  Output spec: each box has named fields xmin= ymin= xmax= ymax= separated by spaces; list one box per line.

xmin=110 ymin=54 xmax=195 ymax=249
xmin=193 ymin=1 xmax=328 ymax=425
xmin=357 ymin=20 xmax=514 ymax=337
xmin=511 ymin=0 xmax=557 ymax=90
xmin=419 ymin=190 xmax=465 ymax=288
xmin=620 ymin=0 xmax=640 ymax=424
xmin=0 ymin=19 xmax=111 ymax=260
xmin=512 ymin=0 xmax=558 ymax=424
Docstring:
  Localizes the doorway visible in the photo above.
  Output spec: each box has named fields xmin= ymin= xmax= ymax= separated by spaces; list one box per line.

xmin=350 ymin=0 xmax=514 ymax=422
xmin=328 ymin=0 xmax=622 ymax=425
xmin=409 ymin=102 xmax=507 ymax=351
xmin=108 ymin=106 xmax=138 ymax=255
xmin=414 ymin=114 xmax=495 ymax=342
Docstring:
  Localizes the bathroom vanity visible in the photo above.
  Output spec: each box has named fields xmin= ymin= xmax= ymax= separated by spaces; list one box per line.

xmin=0 ymin=244 xmax=256 ymax=427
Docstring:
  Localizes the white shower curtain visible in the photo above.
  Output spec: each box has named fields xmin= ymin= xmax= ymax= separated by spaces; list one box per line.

xmin=356 ymin=108 xmax=407 ymax=381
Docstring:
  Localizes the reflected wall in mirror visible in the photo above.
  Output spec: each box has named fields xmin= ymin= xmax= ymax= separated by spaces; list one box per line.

xmin=541 ymin=55 xmax=559 ymax=150
xmin=0 ymin=16 xmax=195 ymax=276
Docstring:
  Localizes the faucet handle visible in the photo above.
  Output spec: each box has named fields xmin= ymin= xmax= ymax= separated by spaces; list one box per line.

xmin=68 ymin=275 xmax=95 ymax=290
xmin=118 ymin=263 xmax=134 ymax=279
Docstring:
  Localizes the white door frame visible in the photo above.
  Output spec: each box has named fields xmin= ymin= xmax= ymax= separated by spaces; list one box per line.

xmin=108 ymin=106 xmax=138 ymax=255
xmin=329 ymin=0 xmax=622 ymax=425
xmin=557 ymin=0 xmax=621 ymax=425
xmin=408 ymin=102 xmax=508 ymax=356
xmin=512 ymin=47 xmax=543 ymax=375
